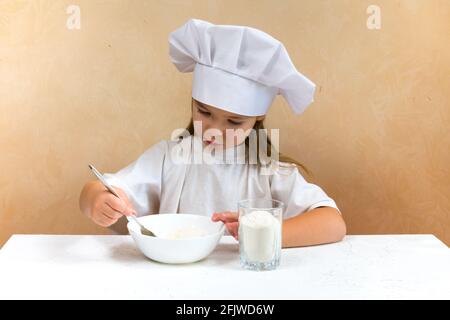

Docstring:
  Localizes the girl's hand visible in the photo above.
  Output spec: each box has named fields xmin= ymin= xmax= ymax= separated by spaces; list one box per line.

xmin=90 ymin=187 xmax=136 ymax=227
xmin=212 ymin=211 xmax=239 ymax=240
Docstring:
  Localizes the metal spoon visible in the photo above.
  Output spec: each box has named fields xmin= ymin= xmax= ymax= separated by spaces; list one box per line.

xmin=88 ymin=164 xmax=156 ymax=237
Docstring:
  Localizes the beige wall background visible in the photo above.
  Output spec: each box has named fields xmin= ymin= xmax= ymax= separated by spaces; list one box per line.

xmin=1 ymin=0 xmax=449 ymax=247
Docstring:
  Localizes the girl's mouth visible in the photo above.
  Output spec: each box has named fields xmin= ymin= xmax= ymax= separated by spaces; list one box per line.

xmin=204 ymin=139 xmax=222 ymax=146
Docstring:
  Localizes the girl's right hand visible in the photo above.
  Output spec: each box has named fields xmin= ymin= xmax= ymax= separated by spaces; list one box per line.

xmin=89 ymin=187 xmax=136 ymax=227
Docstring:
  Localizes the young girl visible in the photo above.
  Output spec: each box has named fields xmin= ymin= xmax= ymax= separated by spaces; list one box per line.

xmin=79 ymin=19 xmax=346 ymax=248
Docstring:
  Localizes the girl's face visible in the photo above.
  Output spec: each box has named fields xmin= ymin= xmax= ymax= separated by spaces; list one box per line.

xmin=192 ymin=98 xmax=265 ymax=149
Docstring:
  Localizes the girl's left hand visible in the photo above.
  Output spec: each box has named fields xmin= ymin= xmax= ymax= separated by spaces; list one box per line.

xmin=212 ymin=211 xmax=239 ymax=240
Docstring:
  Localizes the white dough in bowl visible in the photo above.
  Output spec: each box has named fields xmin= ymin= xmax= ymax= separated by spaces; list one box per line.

xmin=163 ymin=225 xmax=209 ymax=240
xmin=127 ymin=214 xmax=225 ymax=264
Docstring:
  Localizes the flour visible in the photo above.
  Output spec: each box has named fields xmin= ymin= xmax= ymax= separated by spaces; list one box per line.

xmin=240 ymin=210 xmax=281 ymax=262
xmin=164 ymin=225 xmax=208 ymax=240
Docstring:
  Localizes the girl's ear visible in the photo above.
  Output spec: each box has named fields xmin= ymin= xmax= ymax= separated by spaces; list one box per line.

xmin=256 ymin=115 xmax=266 ymax=121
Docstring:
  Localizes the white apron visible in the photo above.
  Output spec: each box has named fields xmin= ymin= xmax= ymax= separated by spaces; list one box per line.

xmin=103 ymin=135 xmax=339 ymax=234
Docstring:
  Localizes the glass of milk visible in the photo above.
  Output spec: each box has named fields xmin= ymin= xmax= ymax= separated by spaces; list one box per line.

xmin=238 ymin=199 xmax=284 ymax=271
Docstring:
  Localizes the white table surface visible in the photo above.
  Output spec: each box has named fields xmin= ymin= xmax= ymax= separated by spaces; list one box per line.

xmin=0 ymin=234 xmax=448 ymax=299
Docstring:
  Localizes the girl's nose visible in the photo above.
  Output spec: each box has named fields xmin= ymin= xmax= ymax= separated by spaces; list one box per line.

xmin=203 ymin=123 xmax=225 ymax=139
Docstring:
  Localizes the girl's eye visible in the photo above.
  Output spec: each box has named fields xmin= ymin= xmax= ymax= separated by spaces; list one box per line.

xmin=228 ymin=120 xmax=243 ymax=125
xmin=198 ymin=108 xmax=211 ymax=116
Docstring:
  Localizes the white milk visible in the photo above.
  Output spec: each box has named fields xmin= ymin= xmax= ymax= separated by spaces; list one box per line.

xmin=240 ymin=210 xmax=281 ymax=262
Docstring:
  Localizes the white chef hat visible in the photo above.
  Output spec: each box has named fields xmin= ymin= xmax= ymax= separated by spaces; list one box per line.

xmin=168 ymin=19 xmax=316 ymax=117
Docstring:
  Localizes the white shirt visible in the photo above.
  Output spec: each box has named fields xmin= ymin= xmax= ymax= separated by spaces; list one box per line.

xmin=104 ymin=135 xmax=339 ymax=223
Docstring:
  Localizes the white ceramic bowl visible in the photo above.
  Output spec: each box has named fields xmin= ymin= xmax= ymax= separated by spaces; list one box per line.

xmin=127 ymin=214 xmax=225 ymax=264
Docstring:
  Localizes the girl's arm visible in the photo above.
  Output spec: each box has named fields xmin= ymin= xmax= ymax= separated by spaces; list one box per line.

xmin=282 ymin=207 xmax=346 ymax=248
xmin=212 ymin=206 xmax=346 ymax=248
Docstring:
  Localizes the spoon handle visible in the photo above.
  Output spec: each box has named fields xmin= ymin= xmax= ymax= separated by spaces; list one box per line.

xmin=88 ymin=164 xmax=121 ymax=198
xmin=88 ymin=164 xmax=131 ymax=217
xmin=88 ymin=164 xmax=134 ymax=221
xmin=88 ymin=164 xmax=155 ymax=237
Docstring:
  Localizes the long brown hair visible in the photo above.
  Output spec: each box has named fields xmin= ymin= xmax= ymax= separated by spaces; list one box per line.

xmin=184 ymin=116 xmax=311 ymax=177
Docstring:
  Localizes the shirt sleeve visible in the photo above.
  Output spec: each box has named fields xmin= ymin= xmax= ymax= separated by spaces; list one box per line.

xmin=103 ymin=140 xmax=168 ymax=216
xmin=269 ymin=162 xmax=340 ymax=219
